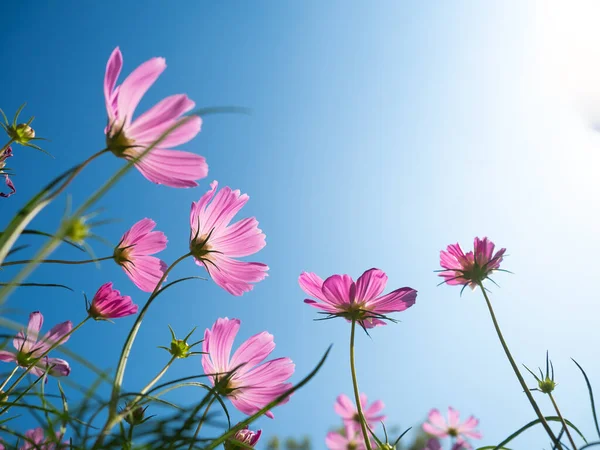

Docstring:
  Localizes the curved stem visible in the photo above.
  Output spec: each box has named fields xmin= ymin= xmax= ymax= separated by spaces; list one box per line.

xmin=140 ymin=356 xmax=177 ymax=397
xmin=0 ymin=149 xmax=109 ymax=303
xmin=0 ymin=366 xmax=19 ymax=392
xmin=549 ymin=393 xmax=577 ymax=450
xmin=1 ymin=255 xmax=113 ymax=267
xmin=189 ymin=395 xmax=216 ymax=450
xmin=93 ymin=253 xmax=192 ymax=448
xmin=478 ymin=283 xmax=562 ymax=449
xmin=350 ymin=319 xmax=373 ymax=450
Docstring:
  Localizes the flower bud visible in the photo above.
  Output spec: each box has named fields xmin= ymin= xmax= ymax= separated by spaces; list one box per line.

xmin=538 ymin=377 xmax=557 ymax=394
xmin=160 ymin=326 xmax=201 ymax=359
xmin=124 ymin=405 xmax=148 ymax=426
xmin=65 ymin=217 xmax=90 ymax=244
xmin=224 ymin=427 xmax=261 ymax=450
xmin=14 ymin=123 xmax=35 ymax=143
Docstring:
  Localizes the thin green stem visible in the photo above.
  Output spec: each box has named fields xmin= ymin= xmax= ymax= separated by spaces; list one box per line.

xmin=0 ymin=149 xmax=109 ymax=304
xmin=93 ymin=253 xmax=192 ymax=448
xmin=549 ymin=393 xmax=577 ymax=450
xmin=350 ymin=319 xmax=373 ymax=450
xmin=478 ymin=283 xmax=562 ymax=449
xmin=1 ymin=255 xmax=113 ymax=267
xmin=0 ymin=366 xmax=19 ymax=391
xmin=189 ymin=395 xmax=216 ymax=450
xmin=140 ymin=356 xmax=177 ymax=397
xmin=1 ymin=139 xmax=15 ymax=153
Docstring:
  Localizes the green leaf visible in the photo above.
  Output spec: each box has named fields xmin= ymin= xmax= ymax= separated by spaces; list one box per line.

xmin=480 ymin=416 xmax=587 ymax=450
xmin=572 ymin=358 xmax=600 ymax=439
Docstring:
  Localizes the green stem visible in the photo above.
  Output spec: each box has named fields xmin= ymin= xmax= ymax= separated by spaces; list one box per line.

xmin=478 ymin=283 xmax=562 ymax=449
xmin=1 ymin=255 xmax=113 ymax=267
xmin=549 ymin=393 xmax=577 ymax=450
xmin=189 ymin=395 xmax=216 ymax=450
xmin=0 ymin=316 xmax=90 ymax=413
xmin=1 ymin=139 xmax=15 ymax=153
xmin=350 ymin=319 xmax=373 ymax=450
xmin=0 ymin=149 xmax=109 ymax=304
xmin=93 ymin=253 xmax=192 ymax=448
xmin=0 ymin=366 xmax=19 ymax=392
xmin=140 ymin=356 xmax=177 ymax=397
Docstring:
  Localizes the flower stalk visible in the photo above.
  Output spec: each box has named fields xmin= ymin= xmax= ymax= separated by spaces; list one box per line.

xmin=478 ymin=283 xmax=562 ymax=449
xmin=350 ymin=318 xmax=373 ymax=450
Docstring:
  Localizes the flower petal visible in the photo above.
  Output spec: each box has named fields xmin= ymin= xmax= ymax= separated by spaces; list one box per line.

xmin=322 ymin=274 xmax=355 ymax=307
xmin=229 ymin=331 xmax=275 ymax=375
xmin=130 ymin=148 xmax=208 ymax=188
xmin=355 ymin=268 xmax=387 ymax=302
xmin=104 ymin=47 xmax=123 ymax=122
xmin=117 ymin=56 xmax=166 ymax=128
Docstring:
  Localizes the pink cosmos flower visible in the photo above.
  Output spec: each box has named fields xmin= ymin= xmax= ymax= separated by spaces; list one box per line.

xmin=326 ymin=423 xmax=373 ymax=450
xmin=0 ymin=311 xmax=71 ymax=378
xmin=87 ymin=282 xmax=138 ymax=320
xmin=439 ymin=237 xmax=506 ymax=290
xmin=104 ymin=47 xmax=207 ymax=188
xmin=202 ymin=317 xmax=294 ymax=418
xmin=0 ymin=147 xmax=15 ymax=198
xmin=423 ymin=407 xmax=482 ymax=443
xmin=225 ymin=426 xmax=262 ymax=449
xmin=189 ymin=181 xmax=268 ymax=296
xmin=114 ymin=218 xmax=168 ymax=292
xmin=335 ymin=393 xmax=386 ymax=428
xmin=20 ymin=427 xmax=68 ymax=450
xmin=300 ymin=268 xmax=417 ymax=328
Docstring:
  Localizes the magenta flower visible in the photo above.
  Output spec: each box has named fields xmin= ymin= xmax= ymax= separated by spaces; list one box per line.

xmin=114 ymin=218 xmax=168 ymax=292
xmin=104 ymin=47 xmax=207 ymax=188
xmin=439 ymin=237 xmax=506 ymax=290
xmin=326 ymin=423 xmax=372 ymax=450
xmin=87 ymin=282 xmax=138 ymax=320
xmin=225 ymin=426 xmax=262 ymax=450
xmin=20 ymin=427 xmax=67 ymax=450
xmin=300 ymin=268 xmax=417 ymax=328
xmin=189 ymin=181 xmax=268 ymax=296
xmin=423 ymin=439 xmax=441 ymax=450
xmin=423 ymin=407 xmax=482 ymax=443
xmin=0 ymin=147 xmax=15 ymax=198
xmin=202 ymin=317 xmax=294 ymax=418
xmin=0 ymin=312 xmax=71 ymax=378
xmin=335 ymin=393 xmax=386 ymax=428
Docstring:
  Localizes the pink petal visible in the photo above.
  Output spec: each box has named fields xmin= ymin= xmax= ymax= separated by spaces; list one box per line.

xmin=325 ymin=431 xmax=350 ymax=449
xmin=239 ymin=357 xmax=295 ymax=387
xmin=117 ymin=56 xmax=166 ymax=128
xmin=355 ymin=268 xmax=387 ymax=302
xmin=203 ymin=317 xmax=240 ymax=374
xmin=128 ymin=94 xmax=196 ymax=138
xmin=303 ymin=299 xmax=339 ymax=314
xmin=322 ymin=274 xmax=355 ymax=307
xmin=367 ymin=287 xmax=417 ymax=314
xmin=422 ymin=422 xmax=448 ymax=438
xmin=131 ymin=148 xmax=208 ymax=188
xmin=211 ymin=218 xmax=266 ymax=258
xmin=426 ymin=408 xmax=448 ymax=431
xmin=190 ymin=181 xmax=218 ymax=231
xmin=41 ymin=357 xmax=71 ymax=377
xmin=192 ymin=185 xmax=250 ymax=235
xmin=34 ymin=320 xmax=72 ymax=355
xmin=229 ymin=331 xmax=275 ymax=375
xmin=202 ymin=254 xmax=268 ymax=296
xmin=135 ymin=115 xmax=202 ymax=148
xmin=122 ymin=255 xmax=167 ymax=293
xmin=334 ymin=394 xmax=355 ymax=419
xmin=104 ymin=47 xmax=123 ymax=122
xmin=448 ymin=406 xmax=461 ymax=428
xmin=0 ymin=351 xmax=16 ymax=362
xmin=298 ymin=272 xmax=328 ymax=302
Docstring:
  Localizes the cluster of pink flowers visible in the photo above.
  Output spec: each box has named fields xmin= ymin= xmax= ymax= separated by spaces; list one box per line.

xmin=0 ymin=43 xmax=510 ymax=449
xmin=0 ymin=427 xmax=68 ymax=450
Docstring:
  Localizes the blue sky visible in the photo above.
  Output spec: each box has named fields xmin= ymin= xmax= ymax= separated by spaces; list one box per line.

xmin=2 ymin=1 xmax=600 ymax=448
